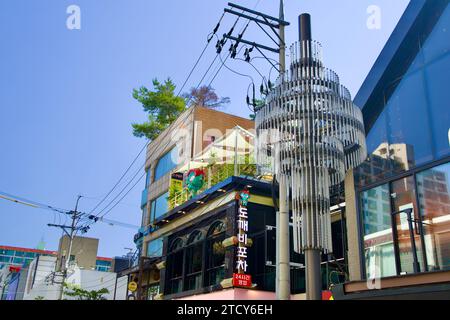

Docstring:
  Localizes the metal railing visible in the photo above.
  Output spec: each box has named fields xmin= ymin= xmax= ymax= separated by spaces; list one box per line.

xmin=168 ymin=163 xmax=257 ymax=210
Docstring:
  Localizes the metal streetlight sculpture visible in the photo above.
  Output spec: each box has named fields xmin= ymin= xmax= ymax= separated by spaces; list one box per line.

xmin=255 ymin=14 xmax=366 ymax=300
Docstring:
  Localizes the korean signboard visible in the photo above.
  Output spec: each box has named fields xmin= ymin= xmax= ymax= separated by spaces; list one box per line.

xmin=234 ymin=188 xmax=251 ymax=288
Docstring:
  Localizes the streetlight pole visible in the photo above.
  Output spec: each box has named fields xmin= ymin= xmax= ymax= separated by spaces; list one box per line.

xmin=276 ymin=0 xmax=291 ymax=301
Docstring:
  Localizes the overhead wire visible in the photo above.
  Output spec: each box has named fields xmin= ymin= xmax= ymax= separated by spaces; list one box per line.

xmin=84 ymin=12 xmax=231 ymax=227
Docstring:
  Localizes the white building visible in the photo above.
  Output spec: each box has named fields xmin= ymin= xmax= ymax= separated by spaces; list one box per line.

xmin=21 ymin=255 xmax=127 ymax=300
xmin=65 ymin=265 xmax=128 ymax=300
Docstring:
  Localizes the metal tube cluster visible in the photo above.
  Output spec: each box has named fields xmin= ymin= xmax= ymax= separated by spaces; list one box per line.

xmin=255 ymin=39 xmax=366 ymax=253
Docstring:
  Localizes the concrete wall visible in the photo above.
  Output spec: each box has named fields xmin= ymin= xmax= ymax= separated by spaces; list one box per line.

xmin=57 ymin=236 xmax=99 ymax=271
xmin=192 ymin=106 xmax=255 ymax=157
xmin=65 ymin=267 xmax=127 ymax=300
xmin=344 ymin=169 xmax=363 ymax=281
xmin=23 ymin=256 xmax=61 ymax=300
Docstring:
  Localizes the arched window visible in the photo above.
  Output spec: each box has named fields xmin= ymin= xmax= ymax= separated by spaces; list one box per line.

xmin=187 ymin=230 xmax=203 ymax=245
xmin=170 ymin=238 xmax=184 ymax=252
xmin=206 ymin=221 xmax=226 ymax=286
xmin=167 ymin=238 xmax=184 ymax=294
xmin=185 ymin=230 xmax=204 ymax=291
xmin=207 ymin=221 xmax=226 ymax=237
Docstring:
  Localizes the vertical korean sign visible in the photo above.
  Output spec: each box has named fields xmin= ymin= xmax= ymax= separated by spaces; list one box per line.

xmin=233 ymin=188 xmax=252 ymax=288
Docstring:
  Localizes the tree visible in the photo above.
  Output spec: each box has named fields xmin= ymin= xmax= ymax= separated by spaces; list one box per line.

xmin=184 ymin=85 xmax=230 ymax=109
xmin=132 ymin=78 xmax=187 ymax=140
xmin=63 ymin=283 xmax=109 ymax=300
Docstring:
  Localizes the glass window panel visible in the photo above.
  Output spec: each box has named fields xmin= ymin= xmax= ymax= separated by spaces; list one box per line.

xmin=12 ymin=257 xmax=24 ymax=264
xmin=361 ymin=184 xmax=396 ymax=278
xmin=422 ymin=5 xmax=450 ymax=64
xmin=154 ymin=146 xmax=179 ymax=181
xmin=366 ymin=108 xmax=389 ymax=155
xmin=208 ymin=238 xmax=225 ymax=269
xmin=416 ymin=162 xmax=450 ymax=271
xmin=169 ymin=238 xmax=184 ymax=252
xmin=151 ymin=191 xmax=169 ymax=221
xmin=386 ymin=71 xmax=434 ymax=169
xmin=185 ymin=240 xmax=203 ymax=291
xmin=4 ymin=250 xmax=14 ymax=256
xmin=187 ymin=230 xmax=203 ymax=245
xmin=147 ymin=238 xmax=163 ymax=258
xmin=0 ymin=256 xmax=12 ymax=263
xmin=207 ymin=221 xmax=225 ymax=238
xmin=167 ymin=248 xmax=184 ymax=294
xmin=424 ymin=57 xmax=450 ymax=159
xmin=391 ymin=177 xmax=425 ymax=274
xmin=145 ymin=169 xmax=152 ymax=188
xmin=141 ymin=204 xmax=148 ymax=227
xmin=355 ymin=110 xmax=395 ymax=188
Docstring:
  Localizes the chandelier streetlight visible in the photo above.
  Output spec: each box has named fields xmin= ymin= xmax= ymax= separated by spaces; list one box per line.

xmin=255 ymin=14 xmax=367 ymax=300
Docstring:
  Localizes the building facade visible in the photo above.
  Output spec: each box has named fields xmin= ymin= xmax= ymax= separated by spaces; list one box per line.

xmin=136 ymin=106 xmax=255 ymax=256
xmin=56 ymin=236 xmax=112 ymax=272
xmin=149 ymin=177 xmax=346 ymax=300
xmin=334 ymin=0 xmax=450 ymax=299
xmin=127 ymin=0 xmax=450 ymax=300
xmin=0 ymin=245 xmax=56 ymax=271
xmin=127 ymin=107 xmax=255 ymax=299
xmin=0 ymin=237 xmax=113 ymax=300
xmin=128 ymin=107 xmax=347 ymax=300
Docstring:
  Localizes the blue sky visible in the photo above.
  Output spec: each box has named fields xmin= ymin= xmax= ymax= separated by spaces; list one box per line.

xmin=0 ymin=0 xmax=409 ymax=257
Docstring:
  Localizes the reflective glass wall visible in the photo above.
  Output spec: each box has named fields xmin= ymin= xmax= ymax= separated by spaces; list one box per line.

xmin=358 ymin=5 xmax=450 ymax=278
xmin=361 ymin=162 xmax=450 ymax=277
xmin=356 ymin=5 xmax=450 ymax=188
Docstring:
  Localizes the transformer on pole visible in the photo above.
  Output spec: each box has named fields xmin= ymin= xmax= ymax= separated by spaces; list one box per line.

xmin=255 ymin=14 xmax=367 ymax=300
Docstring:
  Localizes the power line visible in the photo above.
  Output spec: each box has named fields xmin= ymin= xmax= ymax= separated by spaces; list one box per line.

xmin=189 ymin=0 xmax=261 ymax=96
xmin=81 ymin=1 xmax=261 ymax=231
xmin=98 ymin=171 xmax=146 ymax=220
xmin=91 ymin=163 xmax=145 ymax=218
xmin=176 ymin=13 xmax=226 ymax=97
xmin=84 ymin=13 xmax=231 ymax=225
xmin=0 ymin=190 xmax=137 ymax=231
xmin=87 ymin=140 xmax=148 ymax=215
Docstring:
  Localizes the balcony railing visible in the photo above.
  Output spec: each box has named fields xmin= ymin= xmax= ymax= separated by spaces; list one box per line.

xmin=168 ymin=162 xmax=256 ymax=210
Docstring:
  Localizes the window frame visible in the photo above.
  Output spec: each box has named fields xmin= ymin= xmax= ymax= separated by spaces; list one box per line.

xmin=205 ymin=221 xmax=226 ymax=287
xmin=154 ymin=146 xmax=179 ymax=182
xmin=184 ymin=230 xmax=205 ymax=291
xmin=357 ymin=157 xmax=450 ymax=279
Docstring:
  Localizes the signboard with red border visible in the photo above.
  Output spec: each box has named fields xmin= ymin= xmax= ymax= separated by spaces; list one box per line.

xmin=232 ymin=273 xmax=252 ymax=288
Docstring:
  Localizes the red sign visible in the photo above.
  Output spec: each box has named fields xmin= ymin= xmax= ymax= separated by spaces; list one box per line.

xmin=9 ymin=266 xmax=21 ymax=273
xmin=322 ymin=290 xmax=334 ymax=300
xmin=232 ymin=273 xmax=252 ymax=288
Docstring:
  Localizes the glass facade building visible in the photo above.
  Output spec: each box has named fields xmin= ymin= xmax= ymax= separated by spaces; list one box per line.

xmin=0 ymin=246 xmax=111 ymax=272
xmin=0 ymin=246 xmax=56 ymax=270
xmin=95 ymin=258 xmax=112 ymax=272
xmin=354 ymin=1 xmax=450 ymax=281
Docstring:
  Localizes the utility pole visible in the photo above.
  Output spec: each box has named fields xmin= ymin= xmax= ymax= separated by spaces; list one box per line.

xmin=222 ymin=0 xmax=291 ymax=301
xmin=48 ymin=195 xmax=83 ymax=300
xmin=276 ymin=0 xmax=291 ymax=301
